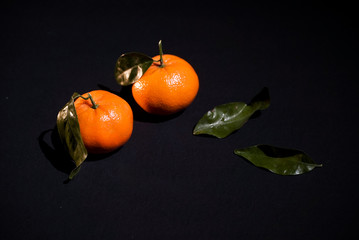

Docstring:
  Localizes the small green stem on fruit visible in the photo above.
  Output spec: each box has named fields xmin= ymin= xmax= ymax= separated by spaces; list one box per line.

xmin=158 ymin=40 xmax=164 ymax=68
xmin=76 ymin=93 xmax=99 ymax=109
xmin=87 ymin=93 xmax=98 ymax=109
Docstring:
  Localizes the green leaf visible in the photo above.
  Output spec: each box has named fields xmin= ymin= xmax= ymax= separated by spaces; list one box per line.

xmin=114 ymin=52 xmax=154 ymax=86
xmin=193 ymin=87 xmax=270 ymax=138
xmin=234 ymin=145 xmax=322 ymax=175
xmin=57 ymin=92 xmax=88 ymax=179
xmin=69 ymin=166 xmax=82 ymax=180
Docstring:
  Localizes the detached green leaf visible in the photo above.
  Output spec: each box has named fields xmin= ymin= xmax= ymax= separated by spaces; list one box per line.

xmin=193 ymin=87 xmax=270 ymax=138
xmin=57 ymin=92 xmax=88 ymax=179
xmin=234 ymin=145 xmax=322 ymax=175
xmin=115 ymin=52 xmax=154 ymax=86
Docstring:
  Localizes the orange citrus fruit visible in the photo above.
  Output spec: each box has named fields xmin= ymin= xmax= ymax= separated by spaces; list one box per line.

xmin=132 ymin=54 xmax=199 ymax=115
xmin=74 ymin=90 xmax=133 ymax=154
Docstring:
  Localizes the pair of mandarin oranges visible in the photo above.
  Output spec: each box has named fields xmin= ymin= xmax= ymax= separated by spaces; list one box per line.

xmin=74 ymin=53 xmax=199 ymax=154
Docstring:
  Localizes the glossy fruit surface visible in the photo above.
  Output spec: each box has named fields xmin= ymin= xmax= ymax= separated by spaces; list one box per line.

xmin=132 ymin=54 xmax=199 ymax=115
xmin=74 ymin=90 xmax=133 ymax=154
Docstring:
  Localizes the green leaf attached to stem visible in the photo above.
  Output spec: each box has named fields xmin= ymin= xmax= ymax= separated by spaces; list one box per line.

xmin=234 ymin=144 xmax=322 ymax=175
xmin=57 ymin=92 xmax=88 ymax=179
xmin=114 ymin=52 xmax=154 ymax=86
xmin=193 ymin=87 xmax=270 ymax=138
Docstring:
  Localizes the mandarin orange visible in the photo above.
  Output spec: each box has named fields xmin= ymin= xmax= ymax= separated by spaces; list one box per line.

xmin=132 ymin=54 xmax=199 ymax=115
xmin=74 ymin=90 xmax=133 ymax=154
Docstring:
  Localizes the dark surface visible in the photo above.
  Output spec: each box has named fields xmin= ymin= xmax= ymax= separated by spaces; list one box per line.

xmin=1 ymin=1 xmax=358 ymax=239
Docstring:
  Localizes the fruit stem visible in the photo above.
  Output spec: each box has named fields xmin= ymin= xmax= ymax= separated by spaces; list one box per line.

xmin=158 ymin=40 xmax=164 ymax=68
xmin=77 ymin=93 xmax=99 ymax=109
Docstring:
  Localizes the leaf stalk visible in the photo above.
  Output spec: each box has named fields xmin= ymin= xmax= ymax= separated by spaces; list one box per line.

xmin=158 ymin=40 xmax=164 ymax=68
xmin=76 ymin=93 xmax=99 ymax=109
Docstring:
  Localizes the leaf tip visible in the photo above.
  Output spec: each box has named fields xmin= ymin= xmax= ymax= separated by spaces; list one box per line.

xmin=233 ymin=149 xmax=243 ymax=155
xmin=249 ymin=87 xmax=270 ymax=109
xmin=69 ymin=166 xmax=81 ymax=180
xmin=192 ymin=124 xmax=203 ymax=136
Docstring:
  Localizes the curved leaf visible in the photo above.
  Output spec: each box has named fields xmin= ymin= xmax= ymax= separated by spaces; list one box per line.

xmin=234 ymin=144 xmax=322 ymax=175
xmin=56 ymin=92 xmax=88 ymax=179
xmin=193 ymin=88 xmax=270 ymax=138
xmin=114 ymin=52 xmax=154 ymax=86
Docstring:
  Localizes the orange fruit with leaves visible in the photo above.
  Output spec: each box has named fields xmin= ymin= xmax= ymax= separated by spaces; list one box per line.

xmin=74 ymin=90 xmax=133 ymax=154
xmin=115 ymin=41 xmax=199 ymax=115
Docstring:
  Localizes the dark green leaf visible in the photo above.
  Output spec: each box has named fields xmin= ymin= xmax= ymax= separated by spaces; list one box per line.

xmin=114 ymin=52 xmax=154 ymax=86
xmin=57 ymin=92 xmax=88 ymax=179
xmin=193 ymin=88 xmax=270 ymax=138
xmin=234 ymin=144 xmax=322 ymax=175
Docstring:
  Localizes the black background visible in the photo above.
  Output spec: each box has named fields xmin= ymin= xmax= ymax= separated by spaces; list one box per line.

xmin=1 ymin=1 xmax=358 ymax=239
